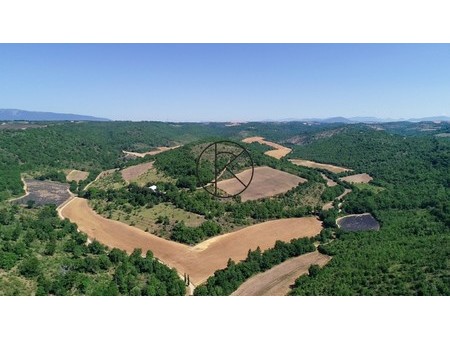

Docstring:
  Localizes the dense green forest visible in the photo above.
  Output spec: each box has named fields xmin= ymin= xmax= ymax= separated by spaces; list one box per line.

xmin=287 ymin=127 xmax=450 ymax=295
xmin=0 ymin=204 xmax=185 ymax=295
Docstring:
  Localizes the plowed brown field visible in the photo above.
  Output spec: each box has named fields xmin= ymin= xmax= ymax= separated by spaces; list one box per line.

xmin=341 ymin=173 xmax=373 ymax=183
xmin=60 ymin=198 xmax=323 ymax=285
xmin=242 ymin=136 xmax=291 ymax=159
xmin=232 ymin=251 xmax=331 ymax=296
xmin=289 ymin=159 xmax=350 ymax=173
xmin=122 ymin=146 xmax=180 ymax=158
xmin=121 ymin=162 xmax=154 ymax=182
xmin=216 ymin=166 xmax=306 ymax=201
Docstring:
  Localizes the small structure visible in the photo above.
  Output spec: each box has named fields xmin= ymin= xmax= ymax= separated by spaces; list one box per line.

xmin=149 ymin=185 xmax=157 ymax=192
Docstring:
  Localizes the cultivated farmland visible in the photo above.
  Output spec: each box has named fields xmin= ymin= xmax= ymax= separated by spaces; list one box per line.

xmin=216 ymin=166 xmax=307 ymax=201
xmin=60 ymin=197 xmax=323 ymax=285
xmin=341 ymin=173 xmax=373 ymax=184
xmin=336 ymin=213 xmax=380 ymax=232
xmin=122 ymin=145 xmax=181 ymax=158
xmin=289 ymin=159 xmax=351 ymax=173
xmin=232 ymin=251 xmax=331 ymax=296
xmin=66 ymin=169 xmax=89 ymax=182
xmin=121 ymin=162 xmax=154 ymax=182
xmin=242 ymin=136 xmax=292 ymax=159
xmin=13 ymin=179 xmax=71 ymax=206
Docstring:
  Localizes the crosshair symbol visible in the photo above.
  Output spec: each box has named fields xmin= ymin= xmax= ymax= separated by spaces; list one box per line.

xmin=196 ymin=140 xmax=254 ymax=198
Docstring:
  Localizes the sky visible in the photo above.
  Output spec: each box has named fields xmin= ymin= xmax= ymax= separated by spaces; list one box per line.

xmin=0 ymin=44 xmax=449 ymax=122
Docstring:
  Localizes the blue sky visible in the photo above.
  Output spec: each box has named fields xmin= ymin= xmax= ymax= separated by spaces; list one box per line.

xmin=0 ymin=44 xmax=449 ymax=121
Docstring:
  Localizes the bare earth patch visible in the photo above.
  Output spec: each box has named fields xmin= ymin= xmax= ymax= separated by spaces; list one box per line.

xmin=341 ymin=173 xmax=373 ymax=184
xmin=60 ymin=198 xmax=323 ymax=285
xmin=242 ymin=136 xmax=292 ymax=159
xmin=321 ymin=173 xmax=337 ymax=187
xmin=217 ymin=166 xmax=307 ymax=201
xmin=122 ymin=146 xmax=181 ymax=158
xmin=121 ymin=162 xmax=154 ymax=182
xmin=232 ymin=251 xmax=331 ymax=296
xmin=66 ymin=169 xmax=89 ymax=182
xmin=289 ymin=159 xmax=351 ymax=173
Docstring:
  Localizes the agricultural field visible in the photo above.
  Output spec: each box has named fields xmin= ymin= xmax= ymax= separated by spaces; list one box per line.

xmin=217 ymin=166 xmax=307 ymax=201
xmin=242 ymin=136 xmax=292 ymax=159
xmin=289 ymin=159 xmax=351 ymax=173
xmin=232 ymin=251 xmax=331 ymax=296
xmin=12 ymin=179 xmax=71 ymax=206
xmin=341 ymin=173 xmax=373 ymax=184
xmin=66 ymin=169 xmax=89 ymax=182
xmin=60 ymin=197 xmax=323 ymax=285
xmin=121 ymin=162 xmax=155 ymax=182
xmin=93 ymin=201 xmax=205 ymax=237
xmin=336 ymin=213 xmax=380 ymax=232
xmin=122 ymin=145 xmax=181 ymax=158
xmin=129 ymin=166 xmax=175 ymax=186
xmin=321 ymin=173 xmax=337 ymax=187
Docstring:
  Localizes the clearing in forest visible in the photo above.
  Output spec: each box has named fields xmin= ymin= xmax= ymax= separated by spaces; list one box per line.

xmin=122 ymin=146 xmax=181 ymax=158
xmin=341 ymin=173 xmax=373 ymax=184
xmin=60 ymin=197 xmax=323 ymax=285
xmin=66 ymin=169 xmax=89 ymax=182
xmin=289 ymin=159 xmax=351 ymax=173
xmin=121 ymin=162 xmax=154 ymax=182
xmin=242 ymin=136 xmax=292 ymax=159
xmin=216 ymin=166 xmax=306 ymax=201
xmin=231 ymin=251 xmax=331 ymax=296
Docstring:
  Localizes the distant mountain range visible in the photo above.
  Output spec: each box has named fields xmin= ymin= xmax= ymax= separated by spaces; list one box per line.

xmin=0 ymin=109 xmax=110 ymax=121
xmin=268 ymin=116 xmax=450 ymax=124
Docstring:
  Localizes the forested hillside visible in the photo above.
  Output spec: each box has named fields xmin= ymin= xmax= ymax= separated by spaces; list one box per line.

xmin=1 ymin=121 xmax=449 ymax=296
xmin=0 ymin=204 xmax=185 ymax=295
xmin=288 ymin=126 xmax=450 ymax=295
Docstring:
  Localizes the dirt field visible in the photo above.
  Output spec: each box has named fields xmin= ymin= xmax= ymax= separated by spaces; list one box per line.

xmin=341 ymin=173 xmax=373 ymax=184
xmin=60 ymin=197 xmax=323 ymax=285
xmin=242 ymin=136 xmax=292 ymax=159
xmin=122 ymin=146 xmax=180 ymax=158
xmin=289 ymin=159 xmax=351 ymax=173
xmin=66 ymin=169 xmax=89 ymax=182
xmin=232 ymin=251 xmax=331 ymax=296
xmin=321 ymin=173 xmax=337 ymax=187
xmin=216 ymin=166 xmax=306 ymax=201
xmin=121 ymin=162 xmax=154 ymax=182
xmin=13 ymin=179 xmax=71 ymax=207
